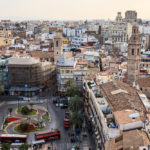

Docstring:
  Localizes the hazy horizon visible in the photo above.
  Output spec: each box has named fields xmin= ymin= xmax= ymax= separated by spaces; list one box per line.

xmin=0 ymin=0 xmax=149 ymax=20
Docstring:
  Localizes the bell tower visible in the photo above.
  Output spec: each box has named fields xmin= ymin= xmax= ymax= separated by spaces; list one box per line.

xmin=127 ymin=25 xmax=141 ymax=84
xmin=54 ymin=32 xmax=63 ymax=63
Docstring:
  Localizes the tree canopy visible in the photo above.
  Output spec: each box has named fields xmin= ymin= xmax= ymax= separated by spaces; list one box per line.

xmin=19 ymin=143 xmax=29 ymax=150
xmin=0 ymin=84 xmax=4 ymax=95
xmin=2 ymin=143 xmax=10 ymax=150
xmin=70 ymin=112 xmax=83 ymax=128
xmin=68 ymin=95 xmax=83 ymax=112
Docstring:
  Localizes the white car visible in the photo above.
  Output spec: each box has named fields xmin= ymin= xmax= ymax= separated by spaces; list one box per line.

xmin=23 ymin=97 xmax=30 ymax=101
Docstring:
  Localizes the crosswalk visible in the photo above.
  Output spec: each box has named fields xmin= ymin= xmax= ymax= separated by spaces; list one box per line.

xmin=6 ymin=100 xmax=45 ymax=105
xmin=81 ymin=140 xmax=89 ymax=150
xmin=53 ymin=140 xmax=89 ymax=150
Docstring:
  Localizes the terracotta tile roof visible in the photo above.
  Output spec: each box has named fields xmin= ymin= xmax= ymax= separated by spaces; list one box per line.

xmin=30 ymin=51 xmax=54 ymax=59
xmin=105 ymin=130 xmax=150 ymax=150
xmin=77 ymin=61 xmax=88 ymax=65
xmin=100 ymin=81 xmax=146 ymax=113
xmin=136 ymin=77 xmax=150 ymax=88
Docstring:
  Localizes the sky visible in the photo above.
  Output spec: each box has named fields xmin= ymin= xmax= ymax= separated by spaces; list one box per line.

xmin=0 ymin=0 xmax=149 ymax=20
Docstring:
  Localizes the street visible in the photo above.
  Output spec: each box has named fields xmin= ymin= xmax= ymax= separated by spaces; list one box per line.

xmin=0 ymin=93 xmax=95 ymax=150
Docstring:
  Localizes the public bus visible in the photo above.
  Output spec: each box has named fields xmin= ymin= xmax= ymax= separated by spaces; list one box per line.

xmin=0 ymin=134 xmax=27 ymax=143
xmin=64 ymin=118 xmax=70 ymax=128
xmin=64 ymin=111 xmax=70 ymax=128
xmin=35 ymin=129 xmax=61 ymax=141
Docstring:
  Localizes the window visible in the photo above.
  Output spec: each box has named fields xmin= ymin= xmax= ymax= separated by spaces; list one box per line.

xmin=134 ymin=29 xmax=136 ymax=33
xmin=132 ymin=49 xmax=134 ymax=55
xmin=65 ymin=70 xmax=70 ymax=73
xmin=137 ymin=49 xmax=139 ymax=55
xmin=56 ymin=41 xmax=59 ymax=47
xmin=61 ymin=70 xmax=64 ymax=73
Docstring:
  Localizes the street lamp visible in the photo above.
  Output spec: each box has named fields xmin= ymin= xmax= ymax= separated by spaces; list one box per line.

xmin=18 ymin=97 xmax=19 ymax=109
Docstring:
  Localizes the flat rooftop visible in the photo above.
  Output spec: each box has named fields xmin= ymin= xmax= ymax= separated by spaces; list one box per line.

xmin=8 ymin=56 xmax=40 ymax=65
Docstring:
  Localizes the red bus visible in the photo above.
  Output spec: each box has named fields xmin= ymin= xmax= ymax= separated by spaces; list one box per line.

xmin=64 ymin=111 xmax=70 ymax=128
xmin=64 ymin=118 xmax=70 ymax=128
xmin=35 ymin=129 xmax=61 ymax=141
xmin=0 ymin=134 xmax=27 ymax=143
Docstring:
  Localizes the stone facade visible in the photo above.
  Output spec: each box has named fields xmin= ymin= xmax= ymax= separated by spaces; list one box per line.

xmin=127 ymin=25 xmax=141 ymax=84
xmin=125 ymin=11 xmax=137 ymax=23
xmin=54 ymin=32 xmax=63 ymax=63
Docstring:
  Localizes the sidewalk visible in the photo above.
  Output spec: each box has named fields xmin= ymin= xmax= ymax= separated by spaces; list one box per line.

xmin=28 ymin=143 xmax=52 ymax=150
xmin=0 ymin=101 xmax=5 ymax=131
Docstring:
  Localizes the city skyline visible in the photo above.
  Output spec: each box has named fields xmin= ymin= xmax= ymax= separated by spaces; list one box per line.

xmin=0 ymin=0 xmax=149 ymax=20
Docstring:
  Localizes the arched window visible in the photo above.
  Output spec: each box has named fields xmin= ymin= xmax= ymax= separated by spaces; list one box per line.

xmin=137 ymin=49 xmax=139 ymax=55
xmin=56 ymin=41 xmax=59 ymax=47
xmin=132 ymin=49 xmax=134 ymax=55
xmin=134 ymin=29 xmax=136 ymax=33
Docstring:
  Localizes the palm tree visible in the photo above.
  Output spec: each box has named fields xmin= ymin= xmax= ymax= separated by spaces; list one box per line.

xmin=1 ymin=143 xmax=10 ymax=150
xmin=68 ymin=95 xmax=83 ymax=112
xmin=70 ymin=112 xmax=83 ymax=129
xmin=8 ymin=108 xmax=13 ymax=116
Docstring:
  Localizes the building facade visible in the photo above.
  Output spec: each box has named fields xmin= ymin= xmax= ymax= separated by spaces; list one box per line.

xmin=54 ymin=32 xmax=63 ymax=63
xmin=8 ymin=57 xmax=56 ymax=96
xmin=125 ymin=10 xmax=137 ymax=23
xmin=127 ymin=25 xmax=141 ymax=84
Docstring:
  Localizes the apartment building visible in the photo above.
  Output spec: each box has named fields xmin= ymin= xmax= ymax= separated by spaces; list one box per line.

xmin=57 ymin=52 xmax=100 ymax=93
xmin=0 ymin=57 xmax=10 ymax=91
xmin=57 ymin=54 xmax=76 ymax=93
xmin=71 ymin=35 xmax=98 ymax=48
xmin=83 ymin=79 xmax=147 ymax=150
xmin=101 ymin=23 xmax=132 ymax=44
xmin=0 ymin=27 xmax=12 ymax=46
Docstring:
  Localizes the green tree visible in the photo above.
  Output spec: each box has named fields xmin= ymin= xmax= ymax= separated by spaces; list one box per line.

xmin=64 ymin=79 xmax=74 ymax=88
xmin=20 ymin=123 xmax=29 ymax=132
xmin=19 ymin=143 xmax=29 ymax=150
xmin=65 ymin=85 xmax=79 ymax=97
xmin=68 ymin=95 xmax=83 ymax=112
xmin=21 ymin=106 xmax=29 ymax=115
xmin=0 ymin=84 xmax=4 ymax=95
xmin=1 ymin=143 xmax=10 ymax=150
xmin=8 ymin=107 xmax=13 ymax=116
xmin=65 ymin=80 xmax=80 ymax=97
xmin=70 ymin=112 xmax=83 ymax=129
